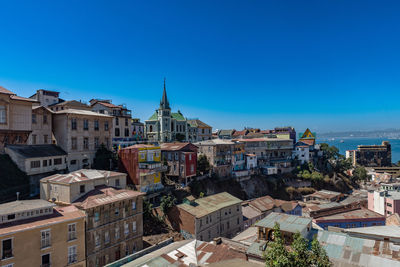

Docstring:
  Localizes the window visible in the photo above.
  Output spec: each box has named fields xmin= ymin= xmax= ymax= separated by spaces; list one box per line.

xmin=132 ymin=201 xmax=136 ymax=210
xmin=41 ymin=229 xmax=51 ymax=248
xmin=41 ymin=253 xmax=50 ymax=267
xmin=83 ymin=119 xmax=89 ymax=130
xmin=115 ymin=225 xmax=120 ymax=239
xmin=71 ymin=118 xmax=77 ymax=130
xmin=115 ymin=128 xmax=120 ymax=137
xmin=80 ymin=185 xmax=85 ymax=194
xmin=387 ymin=203 xmax=393 ymax=207
xmin=32 ymin=114 xmax=37 ymax=124
xmin=95 ymin=233 xmax=100 ymax=247
xmin=124 ymin=128 xmax=129 ymax=137
xmin=116 ymin=117 xmax=119 ymax=126
xmin=125 ymin=245 xmax=129 ymax=256
xmin=43 ymin=114 xmax=48 ymax=124
xmin=0 ymin=105 xmax=6 ymax=124
xmin=237 ymin=217 xmax=240 ymax=224
xmin=227 ymin=221 xmax=230 ymax=229
xmin=115 ymin=179 xmax=120 ymax=187
xmin=189 ymin=154 xmax=192 ymax=161
xmin=115 ymin=208 xmax=119 ymax=216
xmin=125 ymin=118 xmax=128 ymax=126
xmin=49 ymin=159 xmax=52 ymax=166
xmin=70 ymin=160 xmax=77 ymax=165
xmin=68 ymin=245 xmax=77 ymax=264
xmin=104 ymin=231 xmax=110 ymax=244
xmin=2 ymin=264 xmax=13 ymax=267
xmin=31 ymin=160 xmax=40 ymax=168
xmin=2 ymin=238 xmax=12 ymax=259
xmin=94 ymin=120 xmax=99 ymax=131
xmin=105 ymin=138 xmax=109 ymax=148
xmin=44 ymin=134 xmax=48 ymax=144
xmin=71 ymin=137 xmax=77 ymax=150
xmin=84 ymin=138 xmax=89 ymax=150
xmin=94 ymin=212 xmax=100 ymax=222
xmin=54 ymin=158 xmax=62 ymax=165
xmin=32 ymin=134 xmax=37 ymax=144
xmin=236 ymin=205 xmax=239 ymax=212
xmin=124 ymin=222 xmax=129 ymax=235
xmin=68 ymin=223 xmax=77 ymax=240
xmin=104 ymin=121 xmax=109 ymax=131
xmin=132 ymin=221 xmax=136 ymax=232
xmin=43 ymin=160 xmax=48 ymax=167
xmin=94 ymin=137 xmax=99 ymax=149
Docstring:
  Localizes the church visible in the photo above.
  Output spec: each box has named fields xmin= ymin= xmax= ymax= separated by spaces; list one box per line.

xmin=145 ymin=80 xmax=191 ymax=143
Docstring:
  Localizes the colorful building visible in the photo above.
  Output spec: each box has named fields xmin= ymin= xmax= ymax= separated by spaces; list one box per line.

xmin=368 ymin=189 xmax=400 ymax=216
xmin=298 ymin=128 xmax=316 ymax=147
xmin=160 ymin=142 xmax=198 ymax=186
xmin=118 ymin=144 xmax=166 ymax=199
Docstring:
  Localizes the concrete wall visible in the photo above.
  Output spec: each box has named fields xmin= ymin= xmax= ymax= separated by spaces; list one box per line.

xmin=28 ymin=107 xmax=53 ymax=145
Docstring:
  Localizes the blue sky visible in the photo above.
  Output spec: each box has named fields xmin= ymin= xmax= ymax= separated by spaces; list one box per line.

xmin=1 ymin=0 xmax=400 ymax=133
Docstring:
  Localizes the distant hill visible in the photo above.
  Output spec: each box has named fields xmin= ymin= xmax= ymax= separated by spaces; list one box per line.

xmin=319 ymin=129 xmax=400 ymax=139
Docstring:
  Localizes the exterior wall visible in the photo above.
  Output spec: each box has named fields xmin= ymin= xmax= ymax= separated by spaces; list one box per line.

xmin=84 ymin=196 xmax=144 ymax=267
xmin=286 ymin=205 xmax=302 ymax=216
xmin=0 ymin=95 xmax=33 ymax=152
xmin=293 ymin=146 xmax=310 ymax=164
xmin=246 ymin=155 xmax=257 ymax=170
xmin=52 ymin=113 xmax=112 ymax=171
xmin=0 ymin=213 xmax=86 ymax=267
xmin=197 ymin=127 xmax=212 ymax=141
xmin=168 ymin=206 xmax=196 ymax=239
xmin=162 ymin=151 xmax=197 ymax=184
xmin=315 ymin=217 xmax=385 ymax=230
xmin=32 ymin=90 xmax=59 ymax=107
xmin=118 ymin=148 xmax=140 ymax=185
xmin=29 ymin=107 xmax=53 ymax=145
xmin=373 ymin=191 xmax=385 ymax=215
xmin=367 ymin=192 xmax=374 ymax=211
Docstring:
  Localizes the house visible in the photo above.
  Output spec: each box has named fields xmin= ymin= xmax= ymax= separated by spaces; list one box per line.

xmin=90 ymin=99 xmax=134 ymax=150
xmin=242 ymin=195 xmax=302 ymax=229
xmin=255 ymin=212 xmax=312 ymax=244
xmin=29 ymin=89 xmax=60 ymax=107
xmin=168 ymin=192 xmax=243 ymax=241
xmin=195 ymin=139 xmax=246 ymax=178
xmin=187 ymin=119 xmax=213 ymax=142
xmin=145 ymin=80 xmax=191 ymax=143
xmin=0 ymin=86 xmax=38 ymax=152
xmin=246 ymin=154 xmax=257 ymax=170
xmin=298 ymin=128 xmax=316 ymax=147
xmin=368 ymin=189 xmax=400 ymax=216
xmin=40 ymin=169 xmax=145 ymax=267
xmin=160 ymin=142 xmax=198 ymax=185
xmin=303 ymin=190 xmax=345 ymax=203
xmin=52 ymin=109 xmax=113 ymax=171
xmin=48 ymin=100 xmax=92 ymax=112
xmin=0 ymin=200 xmax=86 ymax=267
xmin=293 ymin=141 xmax=310 ymax=164
xmin=131 ymin=118 xmax=145 ymax=141
xmin=118 ymin=144 xmax=167 ymax=201
xmin=5 ymin=144 xmax=67 ymax=196
xmin=218 ymin=129 xmax=236 ymax=139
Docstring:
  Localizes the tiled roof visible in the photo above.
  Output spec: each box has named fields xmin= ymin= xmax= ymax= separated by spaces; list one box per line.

xmin=6 ymin=144 xmax=67 ymax=158
xmin=0 ymin=86 xmax=14 ymax=94
xmin=73 ymin=185 xmax=144 ymax=209
xmin=178 ymin=192 xmax=242 ymax=218
xmin=54 ymin=108 xmax=113 ymax=117
xmin=0 ymin=205 xmax=85 ymax=235
xmin=94 ymin=101 xmax=122 ymax=109
xmin=232 ymin=130 xmax=248 ymax=137
xmin=171 ymin=112 xmax=186 ymax=121
xmin=160 ymin=142 xmax=198 ymax=151
xmin=10 ymin=95 xmax=38 ymax=102
xmin=187 ymin=119 xmax=211 ymax=128
xmin=298 ymin=138 xmax=315 ymax=146
xmin=41 ymin=169 xmax=125 ymax=184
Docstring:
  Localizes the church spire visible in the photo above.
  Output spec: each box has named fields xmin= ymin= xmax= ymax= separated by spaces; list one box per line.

xmin=160 ymin=77 xmax=170 ymax=109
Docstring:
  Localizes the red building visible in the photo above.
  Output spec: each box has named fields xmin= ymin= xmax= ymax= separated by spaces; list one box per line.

xmin=160 ymin=143 xmax=198 ymax=185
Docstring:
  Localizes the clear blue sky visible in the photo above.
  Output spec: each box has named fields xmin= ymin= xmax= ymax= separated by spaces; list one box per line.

xmin=1 ymin=0 xmax=400 ymax=133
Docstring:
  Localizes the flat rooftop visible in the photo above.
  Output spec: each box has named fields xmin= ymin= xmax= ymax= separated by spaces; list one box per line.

xmin=255 ymin=212 xmax=312 ymax=233
xmin=0 ymin=199 xmax=55 ymax=215
xmin=178 ymin=192 xmax=242 ymax=218
xmin=0 ymin=205 xmax=85 ymax=235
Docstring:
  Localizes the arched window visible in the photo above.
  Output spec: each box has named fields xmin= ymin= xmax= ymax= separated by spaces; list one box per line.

xmin=149 ymin=125 xmax=153 ymax=132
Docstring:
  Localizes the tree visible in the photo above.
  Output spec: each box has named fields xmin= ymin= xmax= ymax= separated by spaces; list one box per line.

xmin=264 ymin=224 xmax=331 ymax=267
xmin=352 ymin=166 xmax=370 ymax=182
xmin=160 ymin=194 xmax=177 ymax=217
xmin=197 ymin=154 xmax=210 ymax=175
xmin=143 ymin=200 xmax=153 ymax=220
xmin=92 ymin=144 xmax=115 ymax=170
xmin=320 ymin=143 xmax=340 ymax=160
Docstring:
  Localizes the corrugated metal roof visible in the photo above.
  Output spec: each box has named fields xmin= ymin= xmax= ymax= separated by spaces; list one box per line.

xmin=255 ymin=212 xmax=312 ymax=233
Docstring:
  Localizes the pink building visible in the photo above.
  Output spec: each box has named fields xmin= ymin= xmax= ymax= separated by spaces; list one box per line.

xmin=368 ymin=190 xmax=400 ymax=216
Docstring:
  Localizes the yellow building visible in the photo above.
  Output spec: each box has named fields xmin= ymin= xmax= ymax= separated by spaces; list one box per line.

xmin=0 ymin=200 xmax=86 ymax=267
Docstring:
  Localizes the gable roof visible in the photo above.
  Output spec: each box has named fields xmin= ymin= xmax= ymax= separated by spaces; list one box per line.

xmin=187 ymin=119 xmax=211 ymax=128
xmin=171 ymin=112 xmax=185 ymax=121
xmin=0 ymin=86 xmax=15 ymax=95
xmin=93 ymin=101 xmax=121 ymax=109
xmin=5 ymin=144 xmax=67 ymax=158
xmin=148 ymin=112 xmax=158 ymax=121
xmin=299 ymin=128 xmax=315 ymax=139
xmin=160 ymin=142 xmax=198 ymax=152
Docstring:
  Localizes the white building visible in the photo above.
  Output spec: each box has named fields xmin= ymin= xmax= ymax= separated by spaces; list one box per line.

xmin=293 ymin=142 xmax=310 ymax=164
xmin=246 ymin=153 xmax=257 ymax=170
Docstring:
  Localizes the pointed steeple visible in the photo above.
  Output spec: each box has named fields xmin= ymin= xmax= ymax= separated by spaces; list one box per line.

xmin=160 ymin=77 xmax=170 ymax=109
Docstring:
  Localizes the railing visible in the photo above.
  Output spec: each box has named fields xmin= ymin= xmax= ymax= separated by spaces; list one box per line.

xmin=68 ymin=255 xmax=77 ymax=264
xmin=68 ymin=232 xmax=76 ymax=241
xmin=41 ymin=239 xmax=51 ymax=249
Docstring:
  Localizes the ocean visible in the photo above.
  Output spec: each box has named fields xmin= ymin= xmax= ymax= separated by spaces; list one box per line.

xmin=317 ymin=137 xmax=400 ymax=164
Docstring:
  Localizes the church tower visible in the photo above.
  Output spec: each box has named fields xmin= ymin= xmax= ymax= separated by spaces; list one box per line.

xmin=158 ymin=78 xmax=172 ymax=142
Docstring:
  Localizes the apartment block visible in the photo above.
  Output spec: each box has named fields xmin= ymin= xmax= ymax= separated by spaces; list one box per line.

xmin=368 ymin=189 xmax=400 ymax=216
xmin=187 ymin=119 xmax=212 ymax=142
xmin=0 ymin=200 xmax=86 ymax=267
xmin=346 ymin=141 xmax=392 ymax=167
xmin=52 ymin=109 xmax=113 ymax=171
xmin=40 ymin=169 xmax=145 ymax=267
xmin=168 ymin=192 xmax=243 ymax=241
